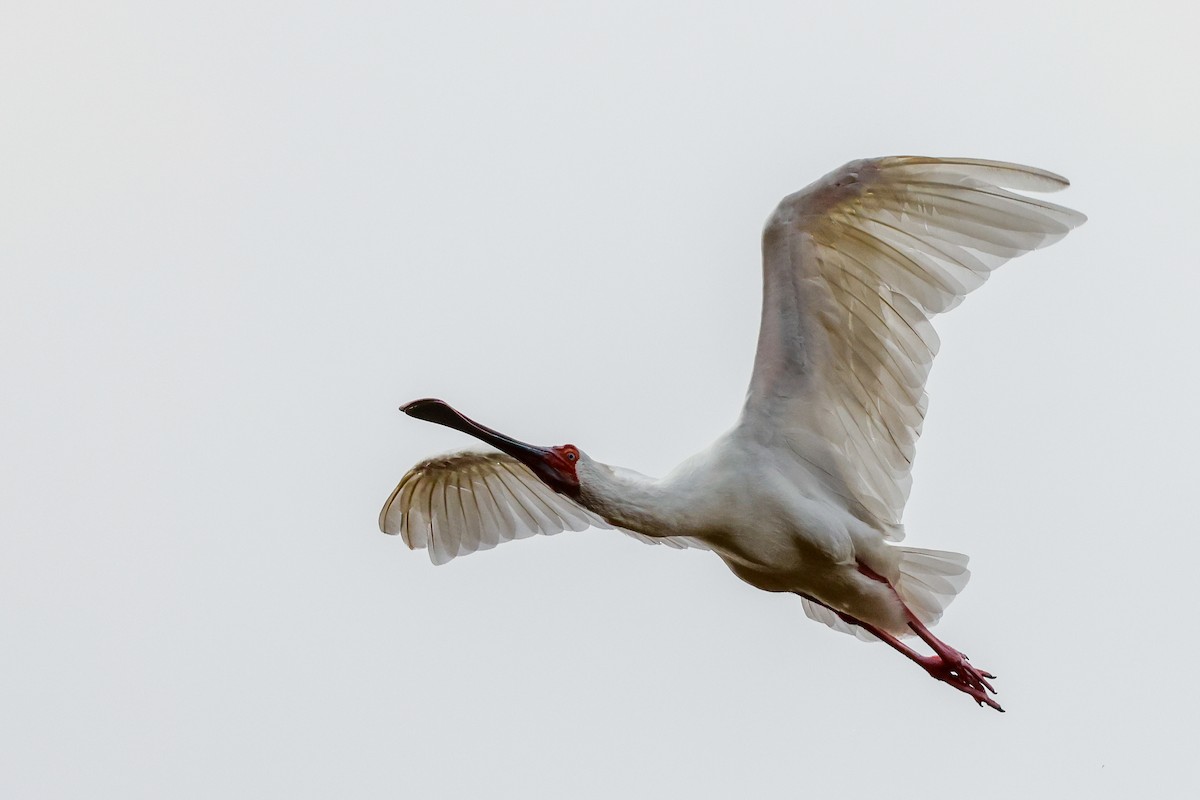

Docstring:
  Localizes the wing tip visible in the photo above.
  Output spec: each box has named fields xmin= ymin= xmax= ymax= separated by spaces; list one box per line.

xmin=880 ymin=155 xmax=1077 ymax=193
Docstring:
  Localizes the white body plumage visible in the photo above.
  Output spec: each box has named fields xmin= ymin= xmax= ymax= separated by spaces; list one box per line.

xmin=380 ymin=156 xmax=1085 ymax=709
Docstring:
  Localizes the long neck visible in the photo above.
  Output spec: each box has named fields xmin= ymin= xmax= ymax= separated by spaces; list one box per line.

xmin=576 ymin=462 xmax=686 ymax=538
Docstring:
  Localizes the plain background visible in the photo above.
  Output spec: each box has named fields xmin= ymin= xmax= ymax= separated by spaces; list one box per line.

xmin=3 ymin=1 xmax=1197 ymax=797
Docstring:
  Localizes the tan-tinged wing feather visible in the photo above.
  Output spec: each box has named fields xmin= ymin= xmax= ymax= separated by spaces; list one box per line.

xmin=743 ymin=156 xmax=1085 ymax=536
xmin=380 ymin=450 xmax=704 ymax=564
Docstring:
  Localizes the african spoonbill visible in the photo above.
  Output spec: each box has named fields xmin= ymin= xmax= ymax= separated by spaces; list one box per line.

xmin=380 ymin=156 xmax=1085 ymax=710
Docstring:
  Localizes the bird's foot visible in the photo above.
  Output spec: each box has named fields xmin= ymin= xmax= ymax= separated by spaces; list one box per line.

xmin=918 ymin=652 xmax=1002 ymax=712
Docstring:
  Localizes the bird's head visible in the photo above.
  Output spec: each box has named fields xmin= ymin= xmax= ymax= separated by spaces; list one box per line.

xmin=400 ymin=398 xmax=583 ymax=498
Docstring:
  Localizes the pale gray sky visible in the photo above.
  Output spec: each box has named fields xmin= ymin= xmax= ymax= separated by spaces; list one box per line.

xmin=3 ymin=1 xmax=1197 ymax=797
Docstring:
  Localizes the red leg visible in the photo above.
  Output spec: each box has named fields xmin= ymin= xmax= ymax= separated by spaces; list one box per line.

xmin=799 ymin=582 xmax=1004 ymax=712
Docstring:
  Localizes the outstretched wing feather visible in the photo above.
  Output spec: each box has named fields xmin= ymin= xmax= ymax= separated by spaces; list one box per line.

xmin=744 ymin=156 xmax=1085 ymax=534
xmin=380 ymin=450 xmax=706 ymax=563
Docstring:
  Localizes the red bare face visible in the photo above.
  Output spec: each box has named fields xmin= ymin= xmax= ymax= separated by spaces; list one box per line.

xmin=549 ymin=444 xmax=581 ymax=485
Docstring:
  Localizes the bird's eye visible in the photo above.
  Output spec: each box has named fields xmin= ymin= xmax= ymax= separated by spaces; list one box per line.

xmin=565 ymin=451 xmax=577 ymax=462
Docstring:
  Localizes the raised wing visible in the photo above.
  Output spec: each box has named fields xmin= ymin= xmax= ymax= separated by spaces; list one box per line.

xmin=743 ymin=157 xmax=1085 ymax=535
xmin=380 ymin=450 xmax=700 ymax=564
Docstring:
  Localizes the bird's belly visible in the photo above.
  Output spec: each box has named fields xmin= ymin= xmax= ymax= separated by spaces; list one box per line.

xmin=712 ymin=536 xmax=843 ymax=594
xmin=691 ymin=492 xmax=911 ymax=632
xmin=700 ymin=499 xmax=856 ymax=595
xmin=670 ymin=450 xmax=875 ymax=594
xmin=712 ymin=533 xmax=907 ymax=633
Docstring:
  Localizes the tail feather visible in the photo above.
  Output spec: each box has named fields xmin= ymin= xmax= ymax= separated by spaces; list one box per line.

xmin=801 ymin=546 xmax=972 ymax=640
xmin=895 ymin=546 xmax=971 ymax=627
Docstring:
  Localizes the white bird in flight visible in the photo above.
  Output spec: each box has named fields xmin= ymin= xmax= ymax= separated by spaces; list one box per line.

xmin=380 ymin=156 xmax=1085 ymax=711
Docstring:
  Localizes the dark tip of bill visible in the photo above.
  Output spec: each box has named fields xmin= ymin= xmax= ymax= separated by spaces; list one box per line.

xmin=400 ymin=398 xmax=470 ymax=431
xmin=400 ymin=398 xmax=445 ymax=415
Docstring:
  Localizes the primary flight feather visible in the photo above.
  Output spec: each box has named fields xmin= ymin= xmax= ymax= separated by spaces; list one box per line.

xmin=380 ymin=156 xmax=1085 ymax=710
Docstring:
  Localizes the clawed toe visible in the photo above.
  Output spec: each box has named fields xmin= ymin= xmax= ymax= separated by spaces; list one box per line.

xmin=920 ymin=654 xmax=1001 ymax=710
xmin=966 ymin=686 xmax=1005 ymax=712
